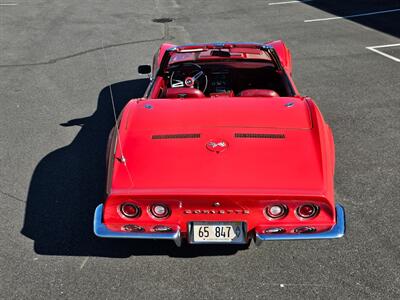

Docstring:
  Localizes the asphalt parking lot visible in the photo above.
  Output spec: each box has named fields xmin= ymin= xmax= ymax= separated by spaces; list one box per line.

xmin=1 ymin=0 xmax=399 ymax=299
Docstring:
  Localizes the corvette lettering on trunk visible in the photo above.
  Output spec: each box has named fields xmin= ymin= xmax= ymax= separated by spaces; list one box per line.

xmin=183 ymin=209 xmax=250 ymax=214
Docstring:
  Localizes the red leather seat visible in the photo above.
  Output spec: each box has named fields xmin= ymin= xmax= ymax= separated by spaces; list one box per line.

xmin=165 ymin=87 xmax=205 ymax=98
xmin=238 ymin=89 xmax=279 ymax=97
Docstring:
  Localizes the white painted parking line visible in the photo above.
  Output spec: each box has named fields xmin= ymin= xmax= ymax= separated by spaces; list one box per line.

xmin=0 ymin=3 xmax=18 ymax=5
xmin=304 ymin=8 xmax=400 ymax=22
xmin=366 ymin=43 xmax=400 ymax=63
xmin=269 ymin=0 xmax=313 ymax=5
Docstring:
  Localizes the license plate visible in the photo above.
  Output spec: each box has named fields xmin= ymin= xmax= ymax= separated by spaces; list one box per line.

xmin=190 ymin=222 xmax=246 ymax=244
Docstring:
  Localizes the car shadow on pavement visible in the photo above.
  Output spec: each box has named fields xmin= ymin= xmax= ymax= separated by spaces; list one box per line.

xmin=21 ymin=78 xmax=245 ymax=258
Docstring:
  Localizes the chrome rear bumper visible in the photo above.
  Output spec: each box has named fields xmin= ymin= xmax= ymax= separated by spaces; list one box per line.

xmin=94 ymin=204 xmax=345 ymax=247
xmin=254 ymin=204 xmax=345 ymax=245
xmin=93 ymin=204 xmax=182 ymax=246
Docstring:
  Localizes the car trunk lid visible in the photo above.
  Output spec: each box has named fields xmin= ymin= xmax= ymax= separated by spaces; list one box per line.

xmin=111 ymin=97 xmax=324 ymax=193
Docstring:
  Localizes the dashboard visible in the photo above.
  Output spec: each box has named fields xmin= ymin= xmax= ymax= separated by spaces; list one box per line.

xmin=167 ymin=61 xmax=288 ymax=97
xmin=208 ymin=70 xmax=231 ymax=93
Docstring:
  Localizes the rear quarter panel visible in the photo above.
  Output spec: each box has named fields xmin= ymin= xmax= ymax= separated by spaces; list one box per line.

xmin=306 ymin=98 xmax=336 ymax=209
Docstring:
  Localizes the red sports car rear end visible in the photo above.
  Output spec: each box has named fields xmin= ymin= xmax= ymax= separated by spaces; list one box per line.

xmin=94 ymin=42 xmax=345 ymax=246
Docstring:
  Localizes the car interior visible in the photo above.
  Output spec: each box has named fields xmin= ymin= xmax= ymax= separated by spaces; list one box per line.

xmin=151 ymin=61 xmax=294 ymax=99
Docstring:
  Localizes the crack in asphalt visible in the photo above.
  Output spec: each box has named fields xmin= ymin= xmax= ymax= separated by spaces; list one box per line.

xmin=0 ymin=22 xmax=172 ymax=68
xmin=0 ymin=189 xmax=26 ymax=203
xmin=0 ymin=37 xmax=165 ymax=68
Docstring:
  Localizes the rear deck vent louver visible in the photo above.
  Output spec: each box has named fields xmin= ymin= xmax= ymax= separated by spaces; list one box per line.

xmin=234 ymin=133 xmax=285 ymax=139
xmin=152 ymin=133 xmax=201 ymax=139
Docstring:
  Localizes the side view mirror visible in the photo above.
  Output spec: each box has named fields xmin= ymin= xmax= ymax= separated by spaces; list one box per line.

xmin=138 ymin=65 xmax=151 ymax=74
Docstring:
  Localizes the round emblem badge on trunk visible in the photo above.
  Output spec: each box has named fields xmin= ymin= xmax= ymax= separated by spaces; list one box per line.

xmin=206 ymin=140 xmax=228 ymax=153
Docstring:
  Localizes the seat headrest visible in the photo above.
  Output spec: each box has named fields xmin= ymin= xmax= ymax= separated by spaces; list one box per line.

xmin=238 ymin=89 xmax=279 ymax=97
xmin=165 ymin=87 xmax=205 ymax=98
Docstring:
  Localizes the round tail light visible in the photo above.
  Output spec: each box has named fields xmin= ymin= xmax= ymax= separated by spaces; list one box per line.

xmin=264 ymin=227 xmax=285 ymax=234
xmin=120 ymin=203 xmax=141 ymax=218
xmin=265 ymin=204 xmax=287 ymax=219
xmin=150 ymin=204 xmax=170 ymax=218
xmin=296 ymin=204 xmax=319 ymax=219
xmin=294 ymin=226 xmax=316 ymax=234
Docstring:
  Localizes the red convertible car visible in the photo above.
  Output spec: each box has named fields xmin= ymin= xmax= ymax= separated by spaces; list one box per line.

xmin=94 ymin=41 xmax=345 ymax=246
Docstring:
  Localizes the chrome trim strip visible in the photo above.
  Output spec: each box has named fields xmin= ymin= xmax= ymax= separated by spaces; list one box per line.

xmin=93 ymin=204 xmax=182 ymax=246
xmin=261 ymin=44 xmax=284 ymax=71
xmin=255 ymin=204 xmax=345 ymax=243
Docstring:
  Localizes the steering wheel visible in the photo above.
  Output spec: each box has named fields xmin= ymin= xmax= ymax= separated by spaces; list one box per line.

xmin=170 ymin=63 xmax=208 ymax=92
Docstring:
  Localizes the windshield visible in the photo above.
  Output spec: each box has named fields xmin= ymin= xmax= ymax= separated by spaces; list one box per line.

xmin=169 ymin=48 xmax=272 ymax=66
